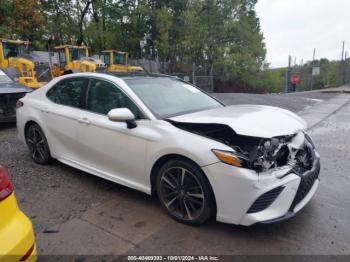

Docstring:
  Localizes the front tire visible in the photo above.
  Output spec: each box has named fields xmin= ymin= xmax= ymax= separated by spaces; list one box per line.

xmin=156 ymin=159 xmax=215 ymax=224
xmin=26 ymin=123 xmax=52 ymax=164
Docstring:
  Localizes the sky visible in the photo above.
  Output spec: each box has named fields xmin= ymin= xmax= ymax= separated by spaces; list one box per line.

xmin=255 ymin=0 xmax=350 ymax=68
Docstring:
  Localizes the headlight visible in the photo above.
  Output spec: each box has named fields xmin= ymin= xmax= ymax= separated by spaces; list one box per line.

xmin=212 ymin=149 xmax=249 ymax=167
xmin=212 ymin=136 xmax=291 ymax=171
xmin=213 ymin=133 xmax=306 ymax=172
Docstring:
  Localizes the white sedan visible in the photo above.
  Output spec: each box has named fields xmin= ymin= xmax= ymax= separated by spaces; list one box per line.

xmin=16 ymin=73 xmax=320 ymax=226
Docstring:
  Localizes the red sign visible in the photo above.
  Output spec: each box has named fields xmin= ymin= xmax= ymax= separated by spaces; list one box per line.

xmin=291 ymin=74 xmax=300 ymax=85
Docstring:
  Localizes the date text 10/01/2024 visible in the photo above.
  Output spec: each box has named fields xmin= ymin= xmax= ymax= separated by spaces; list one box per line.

xmin=127 ymin=256 xmax=220 ymax=261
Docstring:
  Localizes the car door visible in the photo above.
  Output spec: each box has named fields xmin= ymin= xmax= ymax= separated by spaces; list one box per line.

xmin=77 ymin=78 xmax=148 ymax=191
xmin=44 ymin=77 xmax=88 ymax=163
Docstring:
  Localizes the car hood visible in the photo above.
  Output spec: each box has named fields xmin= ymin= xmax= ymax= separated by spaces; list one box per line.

xmin=0 ymin=83 xmax=31 ymax=94
xmin=169 ymin=104 xmax=307 ymax=138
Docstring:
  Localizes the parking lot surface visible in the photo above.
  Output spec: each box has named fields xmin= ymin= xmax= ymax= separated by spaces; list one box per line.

xmin=1 ymin=90 xmax=349 ymax=256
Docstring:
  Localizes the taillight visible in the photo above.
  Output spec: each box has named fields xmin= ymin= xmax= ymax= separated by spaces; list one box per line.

xmin=0 ymin=166 xmax=13 ymax=202
xmin=16 ymin=100 xmax=24 ymax=109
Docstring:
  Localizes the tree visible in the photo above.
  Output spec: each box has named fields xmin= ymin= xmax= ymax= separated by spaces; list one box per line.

xmin=10 ymin=0 xmax=44 ymax=41
xmin=1 ymin=0 xmax=269 ymax=91
xmin=0 ymin=0 xmax=12 ymax=36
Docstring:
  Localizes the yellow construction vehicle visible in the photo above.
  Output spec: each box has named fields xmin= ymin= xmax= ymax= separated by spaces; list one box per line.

xmin=0 ymin=39 xmax=39 ymax=89
xmin=102 ymin=50 xmax=143 ymax=73
xmin=52 ymin=45 xmax=99 ymax=77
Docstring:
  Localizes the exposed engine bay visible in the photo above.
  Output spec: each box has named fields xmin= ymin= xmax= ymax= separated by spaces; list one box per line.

xmin=168 ymin=120 xmax=315 ymax=173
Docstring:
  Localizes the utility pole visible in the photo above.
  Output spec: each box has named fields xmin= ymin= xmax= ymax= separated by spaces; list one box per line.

xmin=341 ymin=41 xmax=346 ymax=85
xmin=300 ymin=58 xmax=304 ymax=90
xmin=285 ymin=55 xmax=291 ymax=93
xmin=345 ymin=51 xmax=348 ymax=84
xmin=192 ymin=62 xmax=196 ymax=85
xmin=310 ymin=48 xmax=316 ymax=90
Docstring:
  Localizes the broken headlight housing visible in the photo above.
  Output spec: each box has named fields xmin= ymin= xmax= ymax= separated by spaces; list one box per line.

xmin=169 ymin=120 xmax=315 ymax=172
xmin=213 ymin=133 xmax=310 ymax=172
xmin=251 ymin=137 xmax=291 ymax=171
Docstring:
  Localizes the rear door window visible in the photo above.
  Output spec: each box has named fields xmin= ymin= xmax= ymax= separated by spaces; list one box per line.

xmin=47 ymin=78 xmax=88 ymax=108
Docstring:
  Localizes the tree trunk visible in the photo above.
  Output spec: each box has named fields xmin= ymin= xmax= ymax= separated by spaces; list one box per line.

xmin=78 ymin=0 xmax=93 ymax=46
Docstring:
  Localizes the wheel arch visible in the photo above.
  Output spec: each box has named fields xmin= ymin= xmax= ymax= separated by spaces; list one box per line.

xmin=149 ymin=153 xmax=217 ymax=214
xmin=24 ymin=120 xmax=39 ymax=139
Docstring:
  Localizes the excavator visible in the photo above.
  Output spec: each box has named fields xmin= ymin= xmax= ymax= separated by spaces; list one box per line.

xmin=0 ymin=38 xmax=40 ymax=89
xmin=52 ymin=45 xmax=104 ymax=77
xmin=101 ymin=50 xmax=143 ymax=73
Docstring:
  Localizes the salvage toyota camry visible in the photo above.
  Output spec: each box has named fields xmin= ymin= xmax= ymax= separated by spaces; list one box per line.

xmin=16 ymin=72 xmax=320 ymax=226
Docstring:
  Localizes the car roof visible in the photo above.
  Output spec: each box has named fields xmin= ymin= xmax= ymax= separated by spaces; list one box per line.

xmin=105 ymin=72 xmax=172 ymax=80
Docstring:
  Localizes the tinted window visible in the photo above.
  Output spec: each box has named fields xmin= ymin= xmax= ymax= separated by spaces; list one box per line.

xmin=87 ymin=79 xmax=143 ymax=119
xmin=58 ymin=50 xmax=66 ymax=69
xmin=103 ymin=54 xmax=110 ymax=65
xmin=70 ymin=48 xmax=86 ymax=61
xmin=3 ymin=42 xmax=25 ymax=59
xmin=114 ymin=53 xmax=126 ymax=65
xmin=47 ymin=78 xmax=87 ymax=108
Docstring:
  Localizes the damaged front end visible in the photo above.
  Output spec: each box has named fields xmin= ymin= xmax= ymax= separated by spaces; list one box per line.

xmin=168 ymin=120 xmax=316 ymax=174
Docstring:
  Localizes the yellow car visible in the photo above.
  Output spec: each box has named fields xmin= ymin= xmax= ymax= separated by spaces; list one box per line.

xmin=0 ymin=165 xmax=37 ymax=262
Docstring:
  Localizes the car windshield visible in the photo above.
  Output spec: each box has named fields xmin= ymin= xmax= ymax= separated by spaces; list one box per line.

xmin=125 ymin=77 xmax=223 ymax=118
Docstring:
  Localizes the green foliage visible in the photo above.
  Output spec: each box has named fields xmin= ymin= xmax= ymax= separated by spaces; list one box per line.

xmin=13 ymin=0 xmax=44 ymax=41
xmin=259 ymin=68 xmax=285 ymax=93
xmin=291 ymin=59 xmax=342 ymax=91
xmin=41 ymin=0 xmax=84 ymax=45
xmin=1 ymin=0 xmax=271 ymax=91
xmin=0 ymin=0 xmax=12 ymax=36
xmin=259 ymin=59 xmax=345 ymax=93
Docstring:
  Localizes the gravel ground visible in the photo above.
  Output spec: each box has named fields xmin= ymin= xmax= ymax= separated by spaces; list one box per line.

xmin=0 ymin=91 xmax=338 ymax=237
xmin=0 ymin=123 xmax=125 ymax=233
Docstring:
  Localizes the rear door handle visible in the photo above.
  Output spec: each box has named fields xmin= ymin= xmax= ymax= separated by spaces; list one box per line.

xmin=78 ymin=117 xmax=91 ymax=125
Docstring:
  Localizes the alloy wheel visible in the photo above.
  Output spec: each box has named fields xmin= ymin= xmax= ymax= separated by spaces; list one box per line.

xmin=159 ymin=166 xmax=205 ymax=221
xmin=27 ymin=126 xmax=48 ymax=163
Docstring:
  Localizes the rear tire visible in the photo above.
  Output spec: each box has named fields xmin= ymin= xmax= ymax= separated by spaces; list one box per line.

xmin=156 ymin=159 xmax=215 ymax=224
xmin=26 ymin=123 xmax=52 ymax=164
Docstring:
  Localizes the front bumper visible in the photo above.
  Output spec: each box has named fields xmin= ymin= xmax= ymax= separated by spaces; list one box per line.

xmin=202 ymin=155 xmax=320 ymax=226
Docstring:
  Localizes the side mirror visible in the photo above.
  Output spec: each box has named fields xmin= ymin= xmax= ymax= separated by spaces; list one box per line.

xmin=107 ymin=108 xmax=137 ymax=129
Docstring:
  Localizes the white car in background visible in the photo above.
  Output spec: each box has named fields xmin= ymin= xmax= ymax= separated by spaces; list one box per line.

xmin=16 ymin=72 xmax=320 ymax=226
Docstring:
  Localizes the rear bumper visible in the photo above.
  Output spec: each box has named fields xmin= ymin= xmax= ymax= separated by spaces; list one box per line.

xmin=202 ymin=155 xmax=320 ymax=226
xmin=0 ymin=194 xmax=37 ymax=261
xmin=0 ymin=92 xmax=27 ymax=123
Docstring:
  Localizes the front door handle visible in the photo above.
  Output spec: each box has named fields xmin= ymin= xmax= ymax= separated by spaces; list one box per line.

xmin=78 ymin=118 xmax=91 ymax=125
xmin=40 ymin=107 xmax=49 ymax=113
